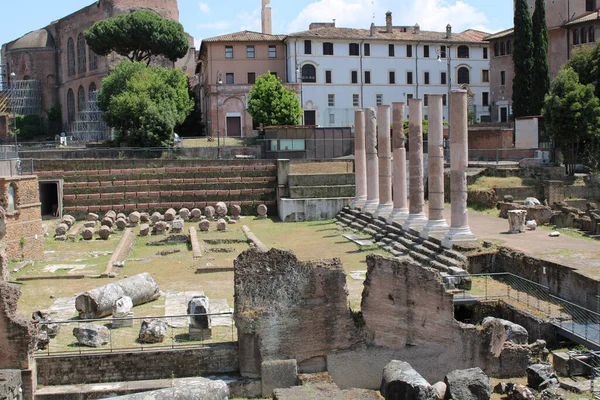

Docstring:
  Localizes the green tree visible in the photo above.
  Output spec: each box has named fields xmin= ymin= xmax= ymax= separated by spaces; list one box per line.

xmin=512 ymin=0 xmax=535 ymax=117
xmin=247 ymin=72 xmax=302 ymax=128
xmin=568 ymin=44 xmax=600 ymax=98
xmin=543 ymin=68 xmax=600 ymax=173
xmin=98 ymin=61 xmax=193 ymax=147
xmin=85 ymin=11 xmax=189 ymax=64
xmin=531 ymin=0 xmax=550 ymax=115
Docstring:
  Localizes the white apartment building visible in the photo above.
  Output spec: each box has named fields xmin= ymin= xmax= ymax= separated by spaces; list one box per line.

xmin=286 ymin=14 xmax=491 ymax=127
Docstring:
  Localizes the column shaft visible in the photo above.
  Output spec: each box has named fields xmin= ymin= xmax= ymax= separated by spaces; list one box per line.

xmin=389 ymin=102 xmax=408 ymax=223
xmin=363 ymin=108 xmax=379 ymax=213
xmin=374 ymin=105 xmax=393 ymax=218
xmin=352 ymin=110 xmax=367 ymax=209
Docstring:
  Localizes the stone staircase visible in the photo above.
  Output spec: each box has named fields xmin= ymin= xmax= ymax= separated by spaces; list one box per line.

xmin=336 ymin=207 xmax=471 ymax=289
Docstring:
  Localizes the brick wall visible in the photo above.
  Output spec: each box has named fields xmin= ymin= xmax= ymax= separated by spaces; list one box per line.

xmin=0 ymin=282 xmax=36 ymax=371
xmin=468 ymin=127 xmax=514 ymax=149
xmin=36 ymin=344 xmax=238 ymax=386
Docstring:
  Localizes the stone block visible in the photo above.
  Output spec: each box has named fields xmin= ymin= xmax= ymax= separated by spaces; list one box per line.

xmin=444 ymin=367 xmax=491 ymax=400
xmin=138 ymin=318 xmax=168 ymax=344
xmin=73 ymin=323 xmax=109 ymax=347
xmin=380 ymin=360 xmax=435 ymax=400
xmin=261 ymin=359 xmax=298 ymax=398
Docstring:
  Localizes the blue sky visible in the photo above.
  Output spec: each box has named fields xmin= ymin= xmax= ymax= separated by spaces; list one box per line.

xmin=0 ymin=0 xmax=513 ymax=51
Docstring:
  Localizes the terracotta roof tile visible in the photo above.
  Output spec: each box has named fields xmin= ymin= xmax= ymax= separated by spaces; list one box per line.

xmin=565 ymin=11 xmax=600 ymax=26
xmin=202 ymin=30 xmax=285 ymax=43
xmin=483 ymin=28 xmax=514 ymax=41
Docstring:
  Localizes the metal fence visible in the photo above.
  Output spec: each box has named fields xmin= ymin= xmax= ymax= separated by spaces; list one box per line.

xmin=36 ymin=312 xmax=236 ymax=356
xmin=0 ymin=158 xmax=34 ymax=176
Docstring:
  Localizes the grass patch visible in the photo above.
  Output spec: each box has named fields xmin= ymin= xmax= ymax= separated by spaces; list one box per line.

xmin=182 ymin=137 xmax=249 ymax=148
xmin=469 ymin=176 xmax=536 ymax=191
xmin=290 ymin=161 xmax=353 ymax=175
xmin=537 ymin=225 xmax=597 ymax=242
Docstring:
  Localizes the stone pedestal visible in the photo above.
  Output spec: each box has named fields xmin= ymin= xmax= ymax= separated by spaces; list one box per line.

xmin=389 ymin=102 xmax=409 ymax=223
xmin=403 ymin=99 xmax=428 ymax=231
xmin=112 ymin=312 xmax=134 ymax=328
xmin=374 ymin=105 xmax=393 ymax=219
xmin=508 ymin=210 xmax=527 ymax=233
xmin=363 ymin=108 xmax=379 ymax=214
xmin=421 ymin=95 xmax=449 ymax=239
xmin=442 ymin=90 xmax=476 ymax=248
xmin=351 ymin=110 xmax=367 ymax=209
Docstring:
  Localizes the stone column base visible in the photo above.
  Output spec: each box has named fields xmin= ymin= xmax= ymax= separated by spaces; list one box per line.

xmin=441 ymin=226 xmax=477 ymax=249
xmin=420 ymin=219 xmax=450 ymax=239
xmin=351 ymin=196 xmax=367 ymax=210
xmin=402 ymin=213 xmax=428 ymax=232
xmin=388 ymin=208 xmax=409 ymax=224
xmin=373 ymin=203 xmax=393 ymax=219
xmin=363 ymin=199 xmax=380 ymax=214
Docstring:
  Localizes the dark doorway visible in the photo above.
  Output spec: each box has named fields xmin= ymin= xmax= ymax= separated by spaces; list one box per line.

xmin=500 ymin=107 xmax=508 ymax=123
xmin=304 ymin=110 xmax=316 ymax=125
xmin=226 ymin=116 xmax=242 ymax=137
xmin=39 ymin=181 xmax=60 ymax=218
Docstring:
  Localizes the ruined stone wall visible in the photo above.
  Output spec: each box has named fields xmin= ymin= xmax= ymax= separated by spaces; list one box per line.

xmin=0 ymin=176 xmax=43 ymax=261
xmin=0 ymin=370 xmax=22 ymax=400
xmin=0 ymin=282 xmax=36 ymax=371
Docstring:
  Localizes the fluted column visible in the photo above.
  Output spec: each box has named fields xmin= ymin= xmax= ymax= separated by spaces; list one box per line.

xmin=351 ymin=110 xmax=367 ymax=209
xmin=389 ymin=102 xmax=409 ymax=223
xmin=442 ymin=90 xmax=476 ymax=248
xmin=363 ymin=108 xmax=379 ymax=213
xmin=421 ymin=94 xmax=449 ymax=239
xmin=403 ymin=98 xmax=428 ymax=232
xmin=374 ymin=105 xmax=393 ymax=219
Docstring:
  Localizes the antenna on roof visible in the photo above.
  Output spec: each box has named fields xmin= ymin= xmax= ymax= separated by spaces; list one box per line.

xmin=372 ymin=0 xmax=375 ymax=24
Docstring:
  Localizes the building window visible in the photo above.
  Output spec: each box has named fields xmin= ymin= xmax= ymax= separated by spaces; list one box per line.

xmin=364 ymin=71 xmax=371 ymax=84
xmin=501 ymin=70 xmax=506 ymax=85
xmin=389 ymin=71 xmax=396 ymax=84
xmin=225 ymin=46 xmax=233 ymax=58
xmin=352 ymin=94 xmax=360 ymax=107
xmin=424 ymin=72 xmax=430 ymax=84
xmin=269 ymin=45 xmax=277 ymax=58
xmin=89 ymin=82 xmax=96 ymax=95
xmin=301 ymin=64 xmax=316 ymax=83
xmin=247 ymin=45 xmax=255 ymax=58
xmin=482 ymin=69 xmax=489 ymax=82
xmin=67 ymin=37 xmax=75 ymax=76
xmin=323 ymin=42 xmax=334 ymax=55
xmin=441 ymin=71 xmax=447 ymax=85
xmin=364 ymin=43 xmax=370 ymax=56
xmin=349 ymin=43 xmax=360 ymax=56
xmin=457 ymin=67 xmax=470 ymax=84
xmin=389 ymin=44 xmax=395 ymax=57
xmin=582 ymin=27 xmax=588 ymax=44
xmin=226 ymin=73 xmax=234 ymax=84
xmin=494 ymin=42 xmax=499 ymax=57
xmin=424 ymin=94 xmax=429 ymax=107
xmin=406 ymin=44 xmax=412 ymax=57
xmin=591 ymin=27 xmax=596 ymax=42
xmin=325 ymin=70 xmax=332 ymax=84
xmin=482 ymin=92 xmax=489 ymax=107
xmin=440 ymin=45 xmax=447 ymax=58
xmin=77 ymin=33 xmax=87 ymax=74
xmin=351 ymin=70 xmax=358 ymax=84
xmin=328 ymin=94 xmax=335 ymax=107
xmin=304 ymin=40 xmax=312 ymax=54
xmin=78 ymin=86 xmax=86 ymax=115
xmin=376 ymin=94 xmax=383 ymax=106
xmin=329 ymin=114 xmax=335 ymax=124
xmin=500 ymin=41 xmax=506 ymax=55
xmin=407 ymin=71 xmax=413 ymax=84
xmin=506 ymin=40 xmax=512 ymax=54
xmin=424 ymin=45 xmax=430 ymax=58
xmin=407 ymin=93 xmax=414 ymax=102
xmin=483 ymin=47 xmax=488 ymax=59
xmin=67 ymin=88 xmax=75 ymax=122
xmin=248 ymin=72 xmax=256 ymax=84
xmin=89 ymin=48 xmax=98 ymax=71
xmin=442 ymin=94 xmax=447 ymax=106
xmin=457 ymin=45 xmax=469 ymax=58
xmin=574 ymin=29 xmax=580 ymax=45
xmin=587 ymin=0 xmax=596 ymax=11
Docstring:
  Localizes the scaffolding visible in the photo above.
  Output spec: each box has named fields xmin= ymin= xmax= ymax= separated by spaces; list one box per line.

xmin=8 ymin=80 xmax=42 ymax=116
xmin=69 ymin=91 xmax=109 ymax=143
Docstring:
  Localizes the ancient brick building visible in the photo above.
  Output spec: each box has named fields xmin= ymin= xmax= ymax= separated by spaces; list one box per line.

xmin=1 ymin=0 xmax=197 ymax=138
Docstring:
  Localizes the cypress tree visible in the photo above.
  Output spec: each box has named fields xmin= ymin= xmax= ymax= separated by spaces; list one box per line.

xmin=512 ymin=0 xmax=535 ymax=117
xmin=531 ymin=0 xmax=550 ymax=115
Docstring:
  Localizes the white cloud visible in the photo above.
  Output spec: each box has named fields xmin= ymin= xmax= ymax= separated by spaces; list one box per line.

xmin=288 ymin=0 xmax=373 ymax=33
xmin=238 ymin=9 xmax=262 ymax=33
xmin=197 ymin=21 xmax=231 ymax=30
xmin=199 ymin=2 xmax=210 ymax=14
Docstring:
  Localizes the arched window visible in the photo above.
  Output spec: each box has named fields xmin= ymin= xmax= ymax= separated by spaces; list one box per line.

xmin=582 ymin=27 xmax=588 ymax=44
xmin=67 ymin=89 xmax=75 ymax=122
xmin=494 ymin=42 xmax=499 ymax=57
xmin=77 ymin=86 xmax=86 ymax=115
xmin=89 ymin=82 xmax=97 ymax=94
xmin=574 ymin=29 xmax=580 ymax=45
xmin=77 ymin=33 xmax=87 ymax=74
xmin=301 ymin=64 xmax=316 ymax=83
xmin=590 ymin=27 xmax=596 ymax=42
xmin=67 ymin=37 xmax=75 ymax=76
xmin=89 ymin=48 xmax=98 ymax=71
xmin=457 ymin=67 xmax=470 ymax=84
xmin=500 ymin=41 xmax=506 ymax=56
xmin=7 ymin=183 xmax=16 ymax=213
xmin=457 ymin=45 xmax=469 ymax=58
xmin=506 ymin=40 xmax=512 ymax=54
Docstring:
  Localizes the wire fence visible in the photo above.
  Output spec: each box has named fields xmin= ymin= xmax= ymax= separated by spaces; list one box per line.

xmin=457 ymin=273 xmax=600 ymax=348
xmin=0 ymin=158 xmax=34 ymax=176
xmin=35 ymin=312 xmax=236 ymax=357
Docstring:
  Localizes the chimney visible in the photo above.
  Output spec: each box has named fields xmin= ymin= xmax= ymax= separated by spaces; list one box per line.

xmin=370 ymin=22 xmax=376 ymax=37
xmin=261 ymin=0 xmax=272 ymax=35
xmin=446 ymin=24 xmax=452 ymax=39
xmin=386 ymin=11 xmax=392 ymax=33
xmin=413 ymin=23 xmax=420 ymax=34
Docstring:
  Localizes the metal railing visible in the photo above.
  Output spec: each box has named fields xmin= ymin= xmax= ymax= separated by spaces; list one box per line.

xmin=0 ymin=158 xmax=34 ymax=176
xmin=36 ymin=312 xmax=236 ymax=357
xmin=457 ymin=273 xmax=600 ymax=348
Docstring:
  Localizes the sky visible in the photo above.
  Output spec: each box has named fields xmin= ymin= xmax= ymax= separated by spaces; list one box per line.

xmin=0 ymin=0 xmax=514 ymax=52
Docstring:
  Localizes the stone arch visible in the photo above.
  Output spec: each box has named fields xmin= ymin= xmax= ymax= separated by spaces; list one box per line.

xmin=301 ymin=64 xmax=316 ymax=83
xmin=457 ymin=66 xmax=470 ymax=85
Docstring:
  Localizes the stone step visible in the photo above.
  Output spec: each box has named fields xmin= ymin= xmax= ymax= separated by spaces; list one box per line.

xmin=390 ymin=249 xmax=403 ymax=257
xmin=339 ymin=217 xmax=354 ymax=226
xmin=412 ymin=244 xmax=437 ymax=259
xmin=435 ymin=254 xmax=462 ymax=269
xmin=420 ymin=239 xmax=444 ymax=254
xmin=350 ymin=222 xmax=365 ymax=231
xmin=427 ymin=260 xmax=452 ymax=274
xmin=408 ymin=251 xmax=430 ymax=265
xmin=373 ymin=219 xmax=387 ymax=229
xmin=386 ymin=224 xmax=403 ymax=236
xmin=396 ymin=236 xmax=416 ymax=251
xmin=392 ymin=243 xmax=409 ymax=254
xmin=443 ymin=249 xmax=469 ymax=265
xmin=363 ymin=228 xmax=377 ymax=236
xmin=382 ymin=237 xmax=393 ymax=245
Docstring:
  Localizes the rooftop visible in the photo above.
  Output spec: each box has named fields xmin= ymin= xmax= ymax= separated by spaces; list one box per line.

xmin=202 ymin=30 xmax=286 ymax=43
xmin=565 ymin=10 xmax=600 ymax=26
xmin=483 ymin=28 xmax=514 ymax=41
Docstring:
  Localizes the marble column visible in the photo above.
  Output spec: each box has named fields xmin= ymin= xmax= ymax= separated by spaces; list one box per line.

xmin=374 ymin=105 xmax=393 ymax=219
xmin=363 ymin=108 xmax=379 ymax=213
xmin=442 ymin=90 xmax=476 ymax=248
xmin=421 ymin=95 xmax=449 ymax=239
xmin=389 ymin=102 xmax=409 ymax=223
xmin=403 ymin=98 xmax=428 ymax=231
xmin=351 ymin=110 xmax=367 ymax=209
